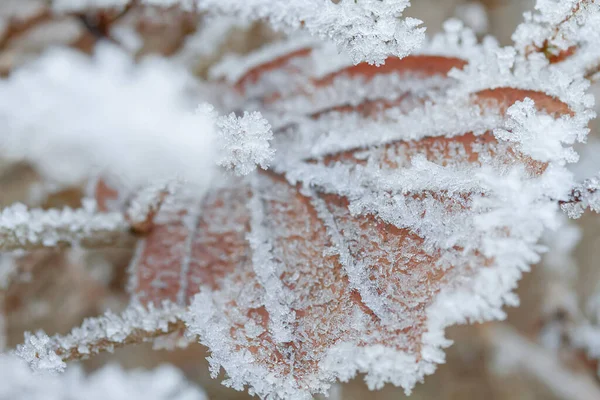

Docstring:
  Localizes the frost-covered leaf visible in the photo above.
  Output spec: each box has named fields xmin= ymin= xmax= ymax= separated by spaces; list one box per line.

xmin=123 ymin=25 xmax=591 ymax=398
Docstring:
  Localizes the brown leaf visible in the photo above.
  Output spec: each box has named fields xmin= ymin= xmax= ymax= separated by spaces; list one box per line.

xmin=126 ymin=47 xmax=573 ymax=398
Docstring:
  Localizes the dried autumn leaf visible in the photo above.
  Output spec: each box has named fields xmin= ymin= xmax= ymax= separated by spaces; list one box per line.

xmin=119 ymin=24 xmax=588 ymax=399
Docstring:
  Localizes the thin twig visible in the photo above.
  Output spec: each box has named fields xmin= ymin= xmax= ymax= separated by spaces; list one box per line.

xmin=0 ymin=203 xmax=136 ymax=251
xmin=15 ymin=301 xmax=188 ymax=370
xmin=559 ymin=175 xmax=600 ymax=219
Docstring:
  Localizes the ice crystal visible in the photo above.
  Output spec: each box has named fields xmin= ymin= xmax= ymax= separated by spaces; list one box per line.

xmin=216 ymin=111 xmax=274 ymax=176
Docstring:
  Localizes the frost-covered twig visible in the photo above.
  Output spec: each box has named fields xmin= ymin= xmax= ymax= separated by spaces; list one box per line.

xmin=190 ymin=0 xmax=425 ymax=65
xmin=485 ymin=324 xmax=600 ymax=400
xmin=513 ymin=0 xmax=600 ymax=76
xmin=0 ymin=202 xmax=133 ymax=251
xmin=560 ymin=174 xmax=600 ymax=218
xmin=53 ymin=0 xmax=425 ymax=65
xmin=513 ymin=1 xmax=600 ymax=56
xmin=15 ymin=301 xmax=187 ymax=372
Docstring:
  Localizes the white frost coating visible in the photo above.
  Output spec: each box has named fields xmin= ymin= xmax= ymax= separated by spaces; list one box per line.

xmin=419 ymin=19 xmax=480 ymax=60
xmin=511 ymin=0 xmax=600 ymax=83
xmin=15 ymin=301 xmax=185 ymax=372
xmin=165 ymin=0 xmax=425 ymax=65
xmin=125 ymin=182 xmax=176 ymax=227
xmin=0 ymin=355 xmax=207 ymax=400
xmin=246 ymin=175 xmax=295 ymax=343
xmin=185 ymin=291 xmax=316 ymax=400
xmin=448 ymin=39 xmax=594 ymax=113
xmin=308 ymin=191 xmax=391 ymax=323
xmin=209 ymin=35 xmax=319 ymax=83
xmin=0 ymin=201 xmax=128 ymax=249
xmin=51 ymin=0 xmax=426 ymax=65
xmin=274 ymin=101 xmax=501 ymax=162
xmin=14 ymin=331 xmax=67 ymax=373
xmin=176 ymin=200 xmax=203 ymax=307
xmin=0 ymin=44 xmax=218 ymax=190
xmin=493 ymin=98 xmax=588 ymax=164
xmin=321 ymin=167 xmax=565 ymax=393
xmin=272 ymin=73 xmax=453 ymax=117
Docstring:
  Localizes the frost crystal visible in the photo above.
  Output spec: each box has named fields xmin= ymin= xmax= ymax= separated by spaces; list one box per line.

xmin=216 ymin=111 xmax=275 ymax=176
xmin=49 ymin=0 xmax=425 ymax=64
xmin=14 ymin=331 xmax=66 ymax=374
xmin=494 ymin=98 xmax=587 ymax=164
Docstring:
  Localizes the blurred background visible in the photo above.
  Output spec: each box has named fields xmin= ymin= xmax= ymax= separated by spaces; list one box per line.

xmin=3 ymin=1 xmax=600 ymax=399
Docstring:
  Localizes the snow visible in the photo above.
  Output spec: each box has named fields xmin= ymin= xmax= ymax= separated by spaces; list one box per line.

xmin=0 ymin=44 xmax=218 ymax=190
xmin=0 ymin=355 xmax=207 ymax=400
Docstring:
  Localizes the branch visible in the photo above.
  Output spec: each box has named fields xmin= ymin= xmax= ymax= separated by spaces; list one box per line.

xmin=0 ymin=8 xmax=52 ymax=51
xmin=14 ymin=301 xmax=187 ymax=371
xmin=560 ymin=175 xmax=600 ymax=219
xmin=56 ymin=0 xmax=424 ymax=65
xmin=512 ymin=0 xmax=600 ymax=77
xmin=0 ymin=202 xmax=135 ymax=251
